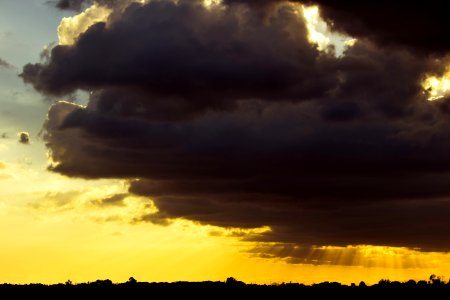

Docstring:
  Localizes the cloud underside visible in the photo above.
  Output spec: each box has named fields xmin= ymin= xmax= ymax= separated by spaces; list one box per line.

xmin=22 ymin=0 xmax=450 ymax=254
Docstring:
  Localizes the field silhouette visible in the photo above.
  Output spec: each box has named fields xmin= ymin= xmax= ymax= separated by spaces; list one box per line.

xmin=1 ymin=275 xmax=450 ymax=298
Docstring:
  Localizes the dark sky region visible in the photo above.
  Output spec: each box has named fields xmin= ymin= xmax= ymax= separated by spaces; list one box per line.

xmin=20 ymin=0 xmax=450 ymax=261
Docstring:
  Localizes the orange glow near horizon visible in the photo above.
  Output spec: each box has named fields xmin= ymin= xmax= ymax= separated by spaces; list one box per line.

xmin=1 ymin=205 xmax=450 ymax=285
xmin=1 ymin=161 xmax=450 ymax=285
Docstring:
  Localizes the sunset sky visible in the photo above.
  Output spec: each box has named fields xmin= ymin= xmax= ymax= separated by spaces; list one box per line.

xmin=2 ymin=0 xmax=450 ymax=285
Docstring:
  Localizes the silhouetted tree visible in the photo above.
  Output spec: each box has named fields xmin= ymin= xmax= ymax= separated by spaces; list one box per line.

xmin=417 ymin=280 xmax=428 ymax=287
xmin=225 ymin=277 xmax=245 ymax=286
xmin=429 ymin=274 xmax=444 ymax=285
xmin=93 ymin=279 xmax=113 ymax=286
xmin=2 ymin=274 xmax=450 ymax=297
xmin=405 ymin=280 xmax=416 ymax=287
xmin=226 ymin=277 xmax=237 ymax=284
xmin=127 ymin=277 xmax=137 ymax=284
xmin=378 ymin=279 xmax=390 ymax=287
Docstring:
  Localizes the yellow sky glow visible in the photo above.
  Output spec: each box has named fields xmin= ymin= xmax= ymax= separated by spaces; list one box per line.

xmin=2 ymin=195 xmax=450 ymax=285
xmin=1 ymin=161 xmax=450 ymax=285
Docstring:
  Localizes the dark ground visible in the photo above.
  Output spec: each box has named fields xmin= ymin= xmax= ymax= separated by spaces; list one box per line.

xmin=1 ymin=277 xmax=450 ymax=298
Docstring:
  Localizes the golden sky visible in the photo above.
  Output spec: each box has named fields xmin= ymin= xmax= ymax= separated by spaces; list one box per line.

xmin=1 ymin=165 xmax=450 ymax=285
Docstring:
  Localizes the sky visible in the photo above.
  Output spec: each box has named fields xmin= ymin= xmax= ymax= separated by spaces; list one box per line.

xmin=2 ymin=0 xmax=450 ymax=285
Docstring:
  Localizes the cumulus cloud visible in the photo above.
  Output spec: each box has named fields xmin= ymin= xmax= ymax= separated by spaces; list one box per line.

xmin=17 ymin=132 xmax=30 ymax=144
xmin=57 ymin=3 xmax=112 ymax=45
xmin=21 ymin=0 xmax=450 ymax=256
xmin=44 ymin=0 xmax=450 ymax=53
xmin=22 ymin=1 xmax=328 ymax=103
xmin=229 ymin=0 xmax=450 ymax=53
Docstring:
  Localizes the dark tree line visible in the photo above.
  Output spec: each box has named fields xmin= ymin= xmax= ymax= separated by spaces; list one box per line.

xmin=1 ymin=275 xmax=450 ymax=298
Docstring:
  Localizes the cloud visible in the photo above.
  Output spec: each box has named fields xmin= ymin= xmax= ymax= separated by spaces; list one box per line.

xmin=0 ymin=58 xmax=12 ymax=69
xmin=248 ymin=244 xmax=443 ymax=268
xmin=43 ymin=0 xmax=450 ymax=53
xmin=21 ymin=0 xmax=330 ymax=103
xmin=50 ymin=0 xmax=87 ymax=11
xmin=311 ymin=0 xmax=450 ymax=53
xmin=22 ymin=0 xmax=450 ymax=255
xmin=29 ymin=190 xmax=84 ymax=211
xmin=17 ymin=132 xmax=30 ymax=144
xmin=228 ymin=0 xmax=450 ymax=53
xmin=50 ymin=0 xmax=135 ymax=11
xmin=57 ymin=3 xmax=112 ymax=45
xmin=92 ymin=193 xmax=128 ymax=207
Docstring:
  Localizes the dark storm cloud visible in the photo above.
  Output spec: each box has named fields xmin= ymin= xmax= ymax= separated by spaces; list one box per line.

xmin=49 ymin=0 xmax=133 ymax=11
xmin=22 ymin=0 xmax=450 ymax=254
xmin=228 ymin=0 xmax=450 ymax=53
xmin=43 ymin=94 xmax=450 ymax=251
xmin=51 ymin=0 xmax=86 ymax=11
xmin=21 ymin=0 xmax=333 ymax=104
xmin=17 ymin=132 xmax=30 ymax=144
xmin=308 ymin=0 xmax=450 ymax=53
